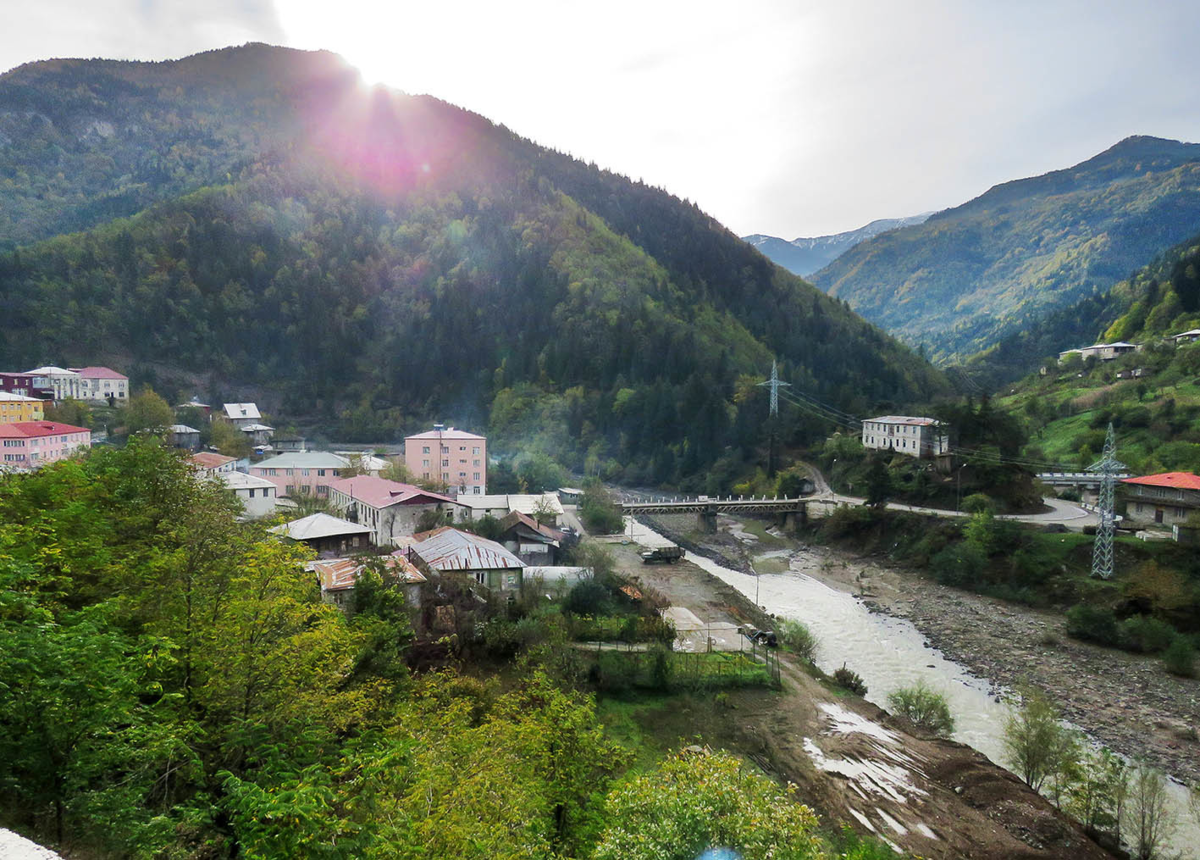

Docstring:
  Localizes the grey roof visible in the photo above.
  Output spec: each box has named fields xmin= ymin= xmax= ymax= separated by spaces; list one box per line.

xmin=268 ymin=512 xmax=370 ymax=541
xmin=221 ymin=471 xmax=276 ymax=491
xmin=252 ymin=452 xmax=350 ymax=470
xmin=168 ymin=424 xmax=199 ymax=433
xmin=239 ymin=423 xmax=274 ymax=432
xmin=411 ymin=527 xmax=524 ymax=571
xmin=223 ymin=402 xmax=261 ymax=420
xmin=457 ymin=493 xmax=564 ymax=516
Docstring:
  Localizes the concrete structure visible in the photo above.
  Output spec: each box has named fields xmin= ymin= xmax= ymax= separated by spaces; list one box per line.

xmin=239 ymin=423 xmax=274 ymax=446
xmin=312 ymin=554 xmax=426 ymax=610
xmin=861 ymin=416 xmax=949 ymax=458
xmin=0 ymin=392 xmax=45 ymax=424
xmin=269 ymin=512 xmax=372 ymax=557
xmin=0 ymin=421 xmax=91 ymax=469
xmin=167 ymin=424 xmax=200 ymax=449
xmin=1058 ymin=342 xmax=1141 ymax=363
xmin=273 ymin=437 xmax=307 ymax=453
xmin=406 ymin=526 xmax=524 ymax=592
xmin=176 ymin=396 xmax=211 ymax=417
xmin=327 ymin=475 xmax=468 ymax=546
xmin=71 ymin=366 xmax=128 ymax=402
xmin=220 ymin=471 xmax=278 ymax=518
xmin=190 ymin=451 xmax=237 ymax=474
xmin=1120 ymin=471 xmax=1200 ymax=527
xmin=220 ymin=403 xmax=262 ymax=428
xmin=457 ymin=492 xmax=565 ymax=525
xmin=405 ymin=424 xmax=487 ymax=495
xmin=0 ymin=372 xmax=51 ymax=399
xmin=250 ymin=452 xmax=351 ymax=498
xmin=1172 ymin=329 xmax=1200 ymax=345
xmin=25 ymin=366 xmax=81 ymax=401
xmin=499 ymin=510 xmax=566 ymax=565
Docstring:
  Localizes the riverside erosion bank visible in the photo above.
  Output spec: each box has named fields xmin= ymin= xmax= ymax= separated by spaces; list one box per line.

xmin=631 ymin=514 xmax=1200 ymax=859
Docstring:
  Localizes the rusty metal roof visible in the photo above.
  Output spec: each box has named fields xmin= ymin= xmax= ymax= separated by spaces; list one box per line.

xmin=313 ymin=555 xmax=427 ymax=592
xmin=411 ymin=527 xmax=524 ymax=571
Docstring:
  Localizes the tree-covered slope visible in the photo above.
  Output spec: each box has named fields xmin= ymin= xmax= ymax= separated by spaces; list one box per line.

xmin=0 ymin=44 xmax=948 ymax=489
xmin=812 ymin=136 xmax=1200 ymax=362
xmin=743 ymin=214 xmax=931 ymax=277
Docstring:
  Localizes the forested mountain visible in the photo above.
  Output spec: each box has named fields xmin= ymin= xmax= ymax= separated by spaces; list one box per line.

xmin=0 ymin=44 xmax=948 ymax=489
xmin=812 ymin=136 xmax=1200 ymax=363
xmin=743 ymin=213 xmax=931 ymax=276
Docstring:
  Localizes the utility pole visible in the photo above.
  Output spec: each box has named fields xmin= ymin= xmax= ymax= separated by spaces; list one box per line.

xmin=757 ymin=360 xmax=790 ymax=477
xmin=1089 ymin=423 xmax=1124 ymax=580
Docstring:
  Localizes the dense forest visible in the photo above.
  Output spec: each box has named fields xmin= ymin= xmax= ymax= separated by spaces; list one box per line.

xmin=0 ymin=44 xmax=948 ymax=489
xmin=0 ymin=441 xmax=897 ymax=859
xmin=812 ymin=136 xmax=1200 ymax=364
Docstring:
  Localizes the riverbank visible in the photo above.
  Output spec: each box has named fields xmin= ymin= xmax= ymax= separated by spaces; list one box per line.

xmin=606 ymin=526 xmax=1116 ymax=859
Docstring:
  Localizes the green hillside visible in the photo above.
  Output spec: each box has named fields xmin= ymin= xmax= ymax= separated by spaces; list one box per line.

xmin=994 ymin=232 xmax=1200 ymax=474
xmin=812 ymin=136 xmax=1200 ymax=364
xmin=0 ymin=44 xmax=949 ymax=489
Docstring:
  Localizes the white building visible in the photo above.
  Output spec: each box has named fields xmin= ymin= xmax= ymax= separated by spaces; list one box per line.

xmin=861 ymin=416 xmax=949 ymax=459
xmin=456 ymin=492 xmax=565 ymax=526
xmin=221 ymin=471 xmax=278 ymax=518
xmin=25 ymin=366 xmax=82 ymax=401
xmin=70 ymin=366 xmax=129 ymax=402
xmin=1058 ymin=342 xmax=1141 ymax=363
xmin=190 ymin=451 xmax=237 ymax=474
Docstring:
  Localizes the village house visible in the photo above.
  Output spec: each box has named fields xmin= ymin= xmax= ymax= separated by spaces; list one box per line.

xmin=327 ymin=474 xmax=468 ymax=546
xmin=220 ymin=402 xmax=263 ymax=429
xmin=1057 ymin=342 xmax=1141 ymax=363
xmin=239 ymin=422 xmax=274 ymax=447
xmin=269 ymin=512 xmax=373 ymax=557
xmin=70 ymin=366 xmax=129 ymax=402
xmin=0 ymin=372 xmax=51 ymax=399
xmin=167 ymin=424 xmax=200 ymax=449
xmin=221 ymin=470 xmax=278 ymax=518
xmin=0 ymin=421 xmax=91 ymax=469
xmin=0 ymin=392 xmax=46 ymax=424
xmin=25 ymin=366 xmax=82 ymax=401
xmin=189 ymin=451 xmax=237 ymax=475
xmin=312 ymin=554 xmax=426 ymax=610
xmin=404 ymin=424 xmax=487 ymax=495
xmin=250 ymin=451 xmax=351 ymax=498
xmin=861 ymin=416 xmax=949 ymax=458
xmin=1120 ymin=471 xmax=1200 ymax=527
xmin=457 ymin=492 xmax=565 ymax=525
xmin=498 ymin=510 xmax=567 ymax=565
xmin=1171 ymin=329 xmax=1200 ymax=345
xmin=272 ymin=437 xmax=307 ymax=453
xmin=176 ymin=396 xmax=211 ymax=417
xmin=406 ymin=526 xmax=524 ymax=592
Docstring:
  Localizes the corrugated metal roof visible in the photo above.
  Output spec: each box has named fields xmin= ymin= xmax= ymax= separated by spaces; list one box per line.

xmin=411 ymin=527 xmax=524 ymax=571
xmin=269 ymin=513 xmax=371 ymax=541
xmin=328 ymin=475 xmax=458 ymax=509
xmin=313 ymin=555 xmax=426 ymax=592
xmin=862 ymin=416 xmax=939 ymax=426
xmin=1122 ymin=471 xmax=1200 ymax=491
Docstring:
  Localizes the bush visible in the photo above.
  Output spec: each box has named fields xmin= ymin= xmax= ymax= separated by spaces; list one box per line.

xmin=1065 ymin=605 xmax=1120 ymax=647
xmin=833 ymin=664 xmax=868 ymax=696
xmin=887 ymin=681 xmax=955 ymax=737
xmin=779 ymin=619 xmax=818 ymax=662
xmin=930 ymin=541 xmax=987 ymax=587
xmin=579 ymin=480 xmax=625 ymax=535
xmin=961 ymin=493 xmax=995 ymax=514
xmin=1162 ymin=636 xmax=1197 ymax=677
xmin=1118 ymin=616 xmax=1178 ymax=653
xmin=565 ymin=580 xmax=614 ymax=617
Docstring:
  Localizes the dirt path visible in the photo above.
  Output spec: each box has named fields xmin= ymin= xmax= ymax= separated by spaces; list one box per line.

xmin=606 ymin=538 xmax=1115 ymax=859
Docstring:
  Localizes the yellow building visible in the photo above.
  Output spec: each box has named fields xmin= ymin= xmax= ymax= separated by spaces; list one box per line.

xmin=0 ymin=392 xmax=46 ymax=424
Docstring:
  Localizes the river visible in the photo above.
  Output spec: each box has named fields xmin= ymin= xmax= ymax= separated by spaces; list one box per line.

xmin=624 ymin=518 xmax=1200 ymax=858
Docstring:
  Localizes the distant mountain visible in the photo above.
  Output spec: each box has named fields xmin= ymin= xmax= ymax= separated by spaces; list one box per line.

xmin=743 ymin=214 xmax=931 ymax=276
xmin=811 ymin=136 xmax=1200 ymax=363
xmin=0 ymin=44 xmax=949 ymax=489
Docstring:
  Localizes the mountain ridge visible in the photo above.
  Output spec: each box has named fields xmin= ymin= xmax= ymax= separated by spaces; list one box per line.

xmin=743 ymin=213 xmax=931 ymax=276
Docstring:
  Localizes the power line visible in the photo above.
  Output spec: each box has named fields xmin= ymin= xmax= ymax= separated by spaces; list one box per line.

xmin=757 ymin=359 xmax=790 ymax=418
xmin=1089 ymin=423 xmax=1123 ymax=581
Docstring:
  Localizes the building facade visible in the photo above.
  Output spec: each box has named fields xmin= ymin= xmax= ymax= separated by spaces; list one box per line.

xmin=0 ymin=421 xmax=91 ymax=469
xmin=221 ymin=403 xmax=263 ymax=428
xmin=406 ymin=527 xmax=524 ymax=592
xmin=189 ymin=452 xmax=237 ymax=474
xmin=404 ymin=424 xmax=487 ymax=495
xmin=71 ymin=367 xmax=129 ymax=402
xmin=221 ymin=471 xmax=279 ymax=518
xmin=0 ymin=373 xmax=51 ymax=399
xmin=861 ymin=416 xmax=949 ymax=458
xmin=25 ymin=366 xmax=82 ymax=401
xmin=1120 ymin=472 xmax=1200 ymax=527
xmin=0 ymin=392 xmax=46 ymax=424
xmin=250 ymin=451 xmax=351 ymax=498
xmin=327 ymin=475 xmax=468 ymax=546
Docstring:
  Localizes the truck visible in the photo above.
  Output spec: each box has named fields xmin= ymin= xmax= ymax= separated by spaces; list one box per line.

xmin=640 ymin=546 xmax=684 ymax=564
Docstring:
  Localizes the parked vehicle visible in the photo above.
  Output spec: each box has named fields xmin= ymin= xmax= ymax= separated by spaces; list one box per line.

xmin=640 ymin=546 xmax=684 ymax=564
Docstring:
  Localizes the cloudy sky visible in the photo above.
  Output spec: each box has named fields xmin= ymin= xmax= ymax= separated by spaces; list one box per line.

xmin=4 ymin=0 xmax=1200 ymax=238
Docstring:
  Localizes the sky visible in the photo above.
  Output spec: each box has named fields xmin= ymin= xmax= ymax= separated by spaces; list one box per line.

xmin=4 ymin=0 xmax=1200 ymax=238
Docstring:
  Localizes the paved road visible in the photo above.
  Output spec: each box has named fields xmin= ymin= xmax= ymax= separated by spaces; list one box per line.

xmin=811 ymin=491 xmax=1098 ymax=530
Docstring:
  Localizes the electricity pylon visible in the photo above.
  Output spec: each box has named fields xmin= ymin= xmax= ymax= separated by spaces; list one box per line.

xmin=1088 ymin=423 xmax=1124 ymax=580
xmin=758 ymin=360 xmax=790 ymax=476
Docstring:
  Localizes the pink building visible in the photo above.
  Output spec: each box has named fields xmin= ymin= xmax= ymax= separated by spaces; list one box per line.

xmin=404 ymin=424 xmax=487 ymax=496
xmin=0 ymin=421 xmax=91 ymax=470
xmin=249 ymin=451 xmax=351 ymax=498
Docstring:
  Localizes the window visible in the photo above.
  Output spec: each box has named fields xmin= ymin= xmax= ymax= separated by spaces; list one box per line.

xmin=443 ymin=472 xmax=450 ymax=481
xmin=422 ymin=446 xmax=430 ymax=454
xmin=302 ymin=469 xmax=310 ymax=476
xmin=459 ymin=446 xmax=466 ymax=451
xmin=442 ymin=459 xmax=449 ymax=467
xmin=474 ymin=486 xmax=481 ymax=494
xmin=473 ymin=459 xmax=480 ymax=467
xmin=459 ymin=471 xmax=466 ymax=477
xmin=249 ymin=489 xmax=256 ymax=498
xmin=318 ymin=469 xmax=325 ymax=476
xmin=472 ymin=447 xmax=480 ymax=455
xmin=475 ymin=571 xmax=486 ymax=585
xmin=286 ymin=469 xmax=294 ymax=476
xmin=473 ymin=472 xmax=480 ymax=481
xmin=423 ymin=459 xmax=430 ymax=467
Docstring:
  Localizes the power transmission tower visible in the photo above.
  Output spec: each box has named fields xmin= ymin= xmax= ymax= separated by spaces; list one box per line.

xmin=758 ymin=360 xmax=790 ymax=476
xmin=1088 ymin=423 xmax=1124 ymax=580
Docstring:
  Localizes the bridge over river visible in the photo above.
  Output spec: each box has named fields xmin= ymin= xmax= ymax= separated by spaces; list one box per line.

xmin=620 ymin=494 xmax=809 ymax=531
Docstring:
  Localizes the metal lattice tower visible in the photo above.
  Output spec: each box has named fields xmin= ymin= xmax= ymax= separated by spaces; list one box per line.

xmin=1088 ymin=423 xmax=1124 ymax=580
xmin=758 ymin=359 xmax=791 ymax=417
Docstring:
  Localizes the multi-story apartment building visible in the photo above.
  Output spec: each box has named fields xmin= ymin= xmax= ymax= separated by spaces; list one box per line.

xmin=250 ymin=451 xmax=351 ymax=498
xmin=861 ymin=416 xmax=950 ymax=459
xmin=25 ymin=366 xmax=82 ymax=401
xmin=404 ymin=424 xmax=487 ymax=496
xmin=0 ymin=392 xmax=46 ymax=424
xmin=0 ymin=421 xmax=91 ymax=469
xmin=71 ymin=366 xmax=129 ymax=402
xmin=327 ymin=475 xmax=468 ymax=546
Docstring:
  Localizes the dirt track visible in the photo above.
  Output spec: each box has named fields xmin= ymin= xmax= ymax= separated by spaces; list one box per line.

xmin=607 ymin=538 xmax=1116 ymax=859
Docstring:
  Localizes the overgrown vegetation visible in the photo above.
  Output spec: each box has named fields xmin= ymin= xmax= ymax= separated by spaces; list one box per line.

xmin=886 ymin=681 xmax=955 ymax=737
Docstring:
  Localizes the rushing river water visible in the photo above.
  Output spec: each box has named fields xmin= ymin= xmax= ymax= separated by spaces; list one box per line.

xmin=624 ymin=518 xmax=1200 ymax=858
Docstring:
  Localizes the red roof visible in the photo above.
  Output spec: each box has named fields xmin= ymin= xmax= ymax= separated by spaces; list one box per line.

xmin=70 ymin=366 xmax=127 ymax=380
xmin=328 ymin=474 xmax=457 ymax=509
xmin=1121 ymin=472 xmax=1200 ymax=491
xmin=314 ymin=555 xmax=426 ymax=592
xmin=0 ymin=421 xmax=90 ymax=438
xmin=190 ymin=452 xmax=236 ymax=469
